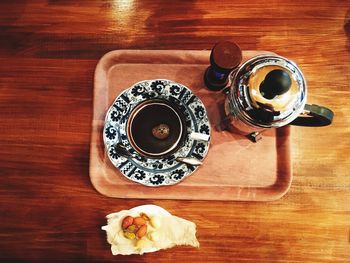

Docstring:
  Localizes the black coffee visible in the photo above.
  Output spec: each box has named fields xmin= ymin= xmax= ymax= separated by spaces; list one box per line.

xmin=128 ymin=100 xmax=185 ymax=158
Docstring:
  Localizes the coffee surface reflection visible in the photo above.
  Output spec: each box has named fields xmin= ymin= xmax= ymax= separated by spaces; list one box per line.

xmin=127 ymin=100 xmax=186 ymax=158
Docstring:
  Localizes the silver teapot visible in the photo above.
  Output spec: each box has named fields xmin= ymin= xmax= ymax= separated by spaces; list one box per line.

xmin=223 ymin=54 xmax=334 ymax=141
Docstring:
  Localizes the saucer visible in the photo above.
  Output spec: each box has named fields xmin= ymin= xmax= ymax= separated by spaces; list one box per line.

xmin=103 ymin=79 xmax=211 ymax=186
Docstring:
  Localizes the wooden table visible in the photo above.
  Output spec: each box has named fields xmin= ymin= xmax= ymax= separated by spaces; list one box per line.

xmin=1 ymin=1 xmax=349 ymax=262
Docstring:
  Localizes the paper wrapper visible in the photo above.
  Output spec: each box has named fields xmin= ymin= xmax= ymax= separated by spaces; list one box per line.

xmin=101 ymin=205 xmax=199 ymax=255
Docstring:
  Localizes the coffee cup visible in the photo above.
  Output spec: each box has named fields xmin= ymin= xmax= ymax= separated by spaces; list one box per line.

xmin=127 ymin=99 xmax=186 ymax=158
xmin=127 ymin=99 xmax=210 ymax=159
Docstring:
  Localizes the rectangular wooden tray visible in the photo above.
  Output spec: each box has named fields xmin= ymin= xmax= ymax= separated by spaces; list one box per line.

xmin=89 ymin=50 xmax=292 ymax=201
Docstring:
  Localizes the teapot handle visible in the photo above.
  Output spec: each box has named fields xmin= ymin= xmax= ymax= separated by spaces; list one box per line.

xmin=290 ymin=104 xmax=334 ymax=127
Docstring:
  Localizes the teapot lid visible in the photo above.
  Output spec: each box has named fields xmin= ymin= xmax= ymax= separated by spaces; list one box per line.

xmin=230 ymin=55 xmax=307 ymax=128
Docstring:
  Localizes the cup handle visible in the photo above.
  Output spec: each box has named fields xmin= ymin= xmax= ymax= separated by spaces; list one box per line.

xmin=290 ymin=104 xmax=334 ymax=127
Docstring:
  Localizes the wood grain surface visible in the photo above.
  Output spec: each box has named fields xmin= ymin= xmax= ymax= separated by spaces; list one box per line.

xmin=0 ymin=0 xmax=349 ymax=262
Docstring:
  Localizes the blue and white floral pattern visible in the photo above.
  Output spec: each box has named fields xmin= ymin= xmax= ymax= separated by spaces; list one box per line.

xmin=150 ymin=80 xmax=166 ymax=94
xmin=199 ymin=124 xmax=210 ymax=135
xmin=105 ymin=125 xmax=117 ymax=140
xmin=133 ymin=170 xmax=146 ymax=180
xmin=103 ymin=79 xmax=211 ymax=187
xmin=131 ymin=85 xmax=145 ymax=97
xmin=109 ymin=146 xmax=120 ymax=159
xmin=110 ymin=111 xmax=121 ymax=122
xmin=194 ymin=105 xmax=205 ymax=119
xmin=171 ymin=169 xmax=185 ymax=180
xmin=150 ymin=174 xmax=165 ymax=185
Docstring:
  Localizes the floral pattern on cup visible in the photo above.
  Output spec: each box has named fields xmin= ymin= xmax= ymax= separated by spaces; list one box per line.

xmin=110 ymin=111 xmax=121 ymax=122
xmin=103 ymin=79 xmax=211 ymax=187
xmin=169 ymin=85 xmax=182 ymax=96
xmin=150 ymin=80 xmax=166 ymax=94
xmin=109 ymin=146 xmax=120 ymax=159
xmin=131 ymin=85 xmax=145 ymax=97
xmin=134 ymin=170 xmax=146 ymax=181
xmin=105 ymin=126 xmax=117 ymax=140
xmin=194 ymin=143 xmax=206 ymax=155
xmin=194 ymin=106 xmax=205 ymax=119
xmin=171 ymin=169 xmax=185 ymax=180
xmin=150 ymin=174 xmax=165 ymax=185
xmin=199 ymin=124 xmax=210 ymax=135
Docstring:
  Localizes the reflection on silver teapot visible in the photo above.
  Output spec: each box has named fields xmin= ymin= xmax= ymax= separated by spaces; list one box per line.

xmin=206 ymin=42 xmax=334 ymax=142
